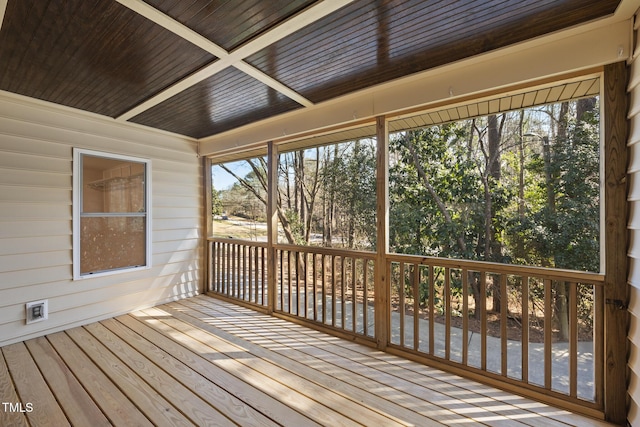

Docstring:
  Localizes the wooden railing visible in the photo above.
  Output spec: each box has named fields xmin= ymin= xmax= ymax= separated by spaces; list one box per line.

xmin=209 ymin=238 xmax=268 ymax=307
xmin=275 ymin=244 xmax=376 ymax=340
xmin=208 ymin=238 xmax=605 ymax=410
xmin=388 ymin=253 xmax=604 ymax=407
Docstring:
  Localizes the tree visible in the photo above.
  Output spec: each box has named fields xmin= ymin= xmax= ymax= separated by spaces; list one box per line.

xmin=211 ymin=185 xmax=223 ymax=216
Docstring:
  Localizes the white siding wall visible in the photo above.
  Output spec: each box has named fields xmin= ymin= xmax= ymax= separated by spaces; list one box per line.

xmin=629 ymin=14 xmax=640 ymax=425
xmin=0 ymin=92 xmax=203 ymax=347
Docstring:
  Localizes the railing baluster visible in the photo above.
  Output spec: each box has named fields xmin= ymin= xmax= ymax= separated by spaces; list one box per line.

xmin=279 ymin=249 xmax=284 ymax=311
xmin=341 ymin=257 xmax=346 ymax=328
xmin=462 ymin=269 xmax=469 ymax=365
xmin=501 ymin=273 xmax=508 ymax=377
xmin=218 ymin=242 xmax=222 ymax=293
xmin=332 ymin=255 xmax=337 ymax=327
xmin=445 ymin=267 xmax=451 ymax=360
xmin=247 ymin=245 xmax=251 ymax=301
xmin=254 ymin=246 xmax=259 ymax=303
xmin=261 ymin=247 xmax=266 ymax=305
xmin=303 ymin=252 xmax=309 ymax=319
xmin=481 ymin=271 xmax=487 ymax=371
xmin=429 ymin=264 xmax=435 ymax=355
xmin=363 ymin=258 xmax=368 ymax=336
xmin=352 ymin=257 xmax=357 ymax=333
xmin=311 ymin=253 xmax=317 ymax=321
xmin=289 ymin=249 xmax=294 ymax=313
xmin=243 ymin=244 xmax=247 ymax=300
xmin=413 ymin=263 xmax=419 ymax=351
xmin=322 ymin=254 xmax=327 ymax=324
xmin=244 ymin=245 xmax=249 ymax=301
xmin=544 ymin=278 xmax=552 ymax=390
xmin=234 ymin=243 xmax=238 ymax=296
xmin=522 ymin=275 xmax=529 ymax=383
xmin=289 ymin=251 xmax=300 ymax=316
xmin=569 ymin=281 xmax=578 ymax=398
xmin=595 ymin=284 xmax=604 ymax=405
xmin=399 ymin=262 xmax=405 ymax=348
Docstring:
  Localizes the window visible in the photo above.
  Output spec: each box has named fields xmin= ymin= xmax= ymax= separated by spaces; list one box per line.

xmin=73 ymin=149 xmax=151 ymax=279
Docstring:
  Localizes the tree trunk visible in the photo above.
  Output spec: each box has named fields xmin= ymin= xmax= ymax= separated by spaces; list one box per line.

xmin=404 ymin=135 xmax=467 ymax=254
xmin=487 ymin=114 xmax=503 ymax=312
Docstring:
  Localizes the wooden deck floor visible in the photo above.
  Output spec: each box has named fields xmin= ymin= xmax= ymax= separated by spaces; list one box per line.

xmin=1 ymin=295 xmax=612 ymax=426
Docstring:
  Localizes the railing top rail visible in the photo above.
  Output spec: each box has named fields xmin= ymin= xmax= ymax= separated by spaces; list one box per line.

xmin=386 ymin=252 xmax=605 ymax=284
xmin=274 ymin=243 xmax=377 ymax=259
xmin=208 ymin=237 xmax=269 ymax=248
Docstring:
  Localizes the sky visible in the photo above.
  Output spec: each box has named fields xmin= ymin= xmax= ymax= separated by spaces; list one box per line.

xmin=211 ymin=160 xmax=251 ymax=191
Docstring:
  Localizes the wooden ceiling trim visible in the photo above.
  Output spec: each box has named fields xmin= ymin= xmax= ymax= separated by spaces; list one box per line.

xmin=230 ymin=0 xmax=354 ymax=59
xmin=0 ymin=0 xmax=7 ymax=31
xmin=118 ymin=60 xmax=226 ymax=122
xmin=129 ymin=67 xmax=304 ymax=138
xmin=144 ymin=0 xmax=318 ymax=52
xmin=234 ymin=61 xmax=313 ymax=107
xmin=116 ymin=0 xmax=228 ymax=58
xmin=117 ymin=0 xmax=353 ymax=122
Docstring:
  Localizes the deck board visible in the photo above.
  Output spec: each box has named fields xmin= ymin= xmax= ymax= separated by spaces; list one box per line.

xmin=0 ymin=295 xmax=613 ymax=426
xmin=24 ymin=336 xmax=110 ymax=427
xmin=47 ymin=331 xmax=154 ymax=426
xmin=0 ymin=347 xmax=29 ymax=427
xmin=2 ymin=342 xmax=69 ymax=426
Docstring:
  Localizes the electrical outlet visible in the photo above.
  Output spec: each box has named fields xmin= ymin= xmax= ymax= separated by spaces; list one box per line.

xmin=25 ymin=300 xmax=48 ymax=324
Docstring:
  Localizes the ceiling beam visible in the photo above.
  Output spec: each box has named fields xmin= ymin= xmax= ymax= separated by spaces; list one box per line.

xmin=0 ymin=0 xmax=8 ymax=32
xmin=230 ymin=0 xmax=355 ymax=60
xmin=233 ymin=61 xmax=314 ymax=107
xmin=116 ymin=0 xmax=353 ymax=121
xmin=115 ymin=0 xmax=228 ymax=58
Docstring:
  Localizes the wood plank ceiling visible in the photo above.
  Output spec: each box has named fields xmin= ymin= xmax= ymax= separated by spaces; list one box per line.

xmin=0 ymin=0 xmax=621 ymax=139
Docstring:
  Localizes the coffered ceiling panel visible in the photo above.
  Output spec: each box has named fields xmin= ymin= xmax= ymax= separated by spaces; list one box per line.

xmin=129 ymin=66 xmax=304 ymax=138
xmin=0 ymin=0 xmax=215 ymax=118
xmin=245 ymin=0 xmax=619 ymax=103
xmin=142 ymin=0 xmax=319 ymax=51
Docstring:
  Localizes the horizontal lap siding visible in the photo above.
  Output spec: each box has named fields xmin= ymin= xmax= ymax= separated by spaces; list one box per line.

xmin=0 ymin=92 xmax=203 ymax=347
xmin=629 ymin=22 xmax=640 ymax=426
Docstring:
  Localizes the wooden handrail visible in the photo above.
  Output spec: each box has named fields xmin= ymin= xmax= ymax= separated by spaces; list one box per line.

xmin=386 ymin=253 xmax=605 ymax=284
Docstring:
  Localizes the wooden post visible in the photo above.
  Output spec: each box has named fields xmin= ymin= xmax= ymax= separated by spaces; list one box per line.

xmin=267 ymin=141 xmax=279 ymax=313
xmin=603 ymin=61 xmax=629 ymax=425
xmin=203 ymin=156 xmax=213 ymax=293
xmin=375 ymin=116 xmax=389 ymax=350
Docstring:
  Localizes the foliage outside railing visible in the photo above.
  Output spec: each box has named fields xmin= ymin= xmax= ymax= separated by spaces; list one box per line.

xmin=208 ymin=238 xmax=604 ymax=408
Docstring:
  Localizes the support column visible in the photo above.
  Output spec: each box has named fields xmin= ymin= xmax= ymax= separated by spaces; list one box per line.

xmin=267 ymin=141 xmax=279 ymax=313
xmin=603 ymin=61 xmax=629 ymax=425
xmin=375 ymin=116 xmax=389 ymax=349
xmin=203 ymin=156 xmax=213 ymax=293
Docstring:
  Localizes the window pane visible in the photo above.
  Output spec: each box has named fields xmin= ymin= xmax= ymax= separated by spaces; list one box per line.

xmin=211 ymin=158 xmax=268 ymax=241
xmin=388 ymin=98 xmax=601 ymax=273
xmin=82 ymin=155 xmax=146 ymax=213
xmin=80 ymin=217 xmax=146 ymax=274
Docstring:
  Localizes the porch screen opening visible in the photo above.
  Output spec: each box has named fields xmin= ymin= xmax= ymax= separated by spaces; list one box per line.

xmin=73 ymin=149 xmax=151 ymax=279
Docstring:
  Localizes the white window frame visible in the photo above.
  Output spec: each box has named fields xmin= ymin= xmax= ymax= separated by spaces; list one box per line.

xmin=73 ymin=148 xmax=152 ymax=280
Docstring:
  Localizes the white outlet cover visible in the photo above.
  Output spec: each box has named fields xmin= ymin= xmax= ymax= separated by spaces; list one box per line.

xmin=26 ymin=300 xmax=48 ymax=324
